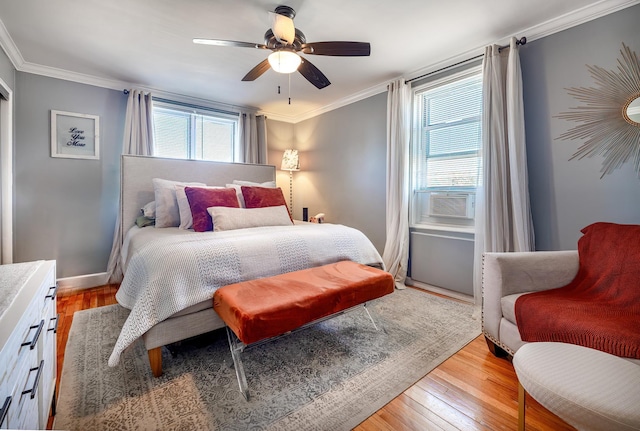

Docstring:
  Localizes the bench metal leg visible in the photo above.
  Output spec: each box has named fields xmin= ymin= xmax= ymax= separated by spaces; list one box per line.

xmin=226 ymin=327 xmax=249 ymax=401
xmin=363 ymin=303 xmax=386 ymax=333
xmin=225 ymin=302 xmax=385 ymax=401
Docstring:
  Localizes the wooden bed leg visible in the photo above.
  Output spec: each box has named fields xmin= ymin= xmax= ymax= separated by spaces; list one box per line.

xmin=148 ymin=347 xmax=162 ymax=377
xmin=485 ymin=335 xmax=509 ymax=358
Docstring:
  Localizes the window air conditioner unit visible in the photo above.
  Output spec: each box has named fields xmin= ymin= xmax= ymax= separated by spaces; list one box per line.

xmin=428 ymin=193 xmax=475 ymax=219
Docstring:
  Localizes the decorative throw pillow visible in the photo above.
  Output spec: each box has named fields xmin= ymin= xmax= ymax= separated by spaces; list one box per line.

xmin=176 ymin=185 xmax=223 ymax=230
xmin=227 ymin=180 xmax=276 ymax=207
xmin=241 ymin=186 xmax=289 ymax=210
xmin=185 ymin=186 xmax=239 ymax=232
xmin=207 ymin=205 xmax=292 ymax=232
xmin=153 ymin=178 xmax=205 ymax=228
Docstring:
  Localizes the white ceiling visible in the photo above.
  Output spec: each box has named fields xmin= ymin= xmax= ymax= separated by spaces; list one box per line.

xmin=0 ymin=0 xmax=637 ymax=122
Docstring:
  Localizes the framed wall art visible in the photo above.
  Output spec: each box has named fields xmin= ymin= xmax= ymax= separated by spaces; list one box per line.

xmin=51 ymin=110 xmax=100 ymax=160
xmin=556 ymin=43 xmax=640 ymax=178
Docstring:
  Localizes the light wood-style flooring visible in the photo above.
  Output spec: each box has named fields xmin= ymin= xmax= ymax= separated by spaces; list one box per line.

xmin=49 ymin=285 xmax=574 ymax=430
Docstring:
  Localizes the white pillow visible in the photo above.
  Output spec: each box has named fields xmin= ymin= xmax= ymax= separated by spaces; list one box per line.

xmin=175 ymin=184 xmax=223 ymax=230
xmin=142 ymin=201 xmax=156 ymax=219
xmin=232 ymin=179 xmax=277 ymax=187
xmin=227 ymin=180 xmax=276 ymax=208
xmin=207 ymin=205 xmax=292 ymax=232
xmin=153 ymin=178 xmax=205 ymax=228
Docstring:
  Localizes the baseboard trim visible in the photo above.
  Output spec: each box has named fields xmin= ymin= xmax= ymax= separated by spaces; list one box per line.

xmin=57 ymin=272 xmax=109 ymax=294
xmin=405 ymin=278 xmax=475 ymax=303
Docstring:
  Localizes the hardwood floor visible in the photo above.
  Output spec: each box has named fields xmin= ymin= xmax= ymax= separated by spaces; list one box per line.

xmin=49 ymin=285 xmax=574 ymax=430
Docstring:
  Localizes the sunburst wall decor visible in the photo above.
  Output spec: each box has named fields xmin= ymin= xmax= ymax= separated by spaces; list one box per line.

xmin=556 ymin=43 xmax=640 ymax=178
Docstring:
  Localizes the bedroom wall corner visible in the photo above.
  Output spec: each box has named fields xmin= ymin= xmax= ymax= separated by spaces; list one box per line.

xmin=266 ymin=118 xmax=296 ymax=204
xmin=14 ymin=72 xmax=126 ymax=278
xmin=290 ymin=92 xmax=387 ymax=254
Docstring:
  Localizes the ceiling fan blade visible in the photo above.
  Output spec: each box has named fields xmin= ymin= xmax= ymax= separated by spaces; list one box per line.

xmin=242 ymin=58 xmax=272 ymax=81
xmin=270 ymin=12 xmax=295 ymax=45
xmin=301 ymin=42 xmax=371 ymax=56
xmin=193 ymin=38 xmax=268 ymax=50
xmin=298 ymin=57 xmax=331 ymax=89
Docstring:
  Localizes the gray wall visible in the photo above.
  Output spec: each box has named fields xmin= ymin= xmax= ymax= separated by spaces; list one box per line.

xmin=270 ymin=93 xmax=388 ymax=254
xmin=14 ymin=73 xmax=126 ymax=277
xmin=0 ymin=47 xmax=14 ymax=90
xmin=522 ymin=4 xmax=640 ymax=251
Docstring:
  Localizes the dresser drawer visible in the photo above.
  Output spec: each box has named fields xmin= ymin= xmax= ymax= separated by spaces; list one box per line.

xmin=0 ymin=260 xmax=56 ymax=430
xmin=0 ymin=301 xmax=43 ymax=394
xmin=0 ymin=390 xmax=13 ymax=429
xmin=2 ymin=354 xmax=41 ymax=430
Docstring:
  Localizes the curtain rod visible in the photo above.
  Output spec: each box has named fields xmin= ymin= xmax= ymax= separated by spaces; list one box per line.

xmin=123 ymin=89 xmax=240 ymax=117
xmin=405 ymin=36 xmax=526 ymax=84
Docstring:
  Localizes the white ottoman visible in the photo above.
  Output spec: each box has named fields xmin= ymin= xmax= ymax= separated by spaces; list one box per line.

xmin=513 ymin=342 xmax=640 ymax=431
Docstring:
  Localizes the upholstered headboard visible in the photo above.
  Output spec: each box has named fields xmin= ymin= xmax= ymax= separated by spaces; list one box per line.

xmin=119 ymin=155 xmax=276 ymax=241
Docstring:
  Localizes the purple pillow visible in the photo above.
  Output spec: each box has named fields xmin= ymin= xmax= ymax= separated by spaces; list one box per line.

xmin=185 ymin=187 xmax=239 ymax=232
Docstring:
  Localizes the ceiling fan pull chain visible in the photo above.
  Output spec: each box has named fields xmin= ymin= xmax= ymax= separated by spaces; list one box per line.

xmin=278 ymin=85 xmax=281 ymax=94
xmin=288 ymin=74 xmax=291 ymax=105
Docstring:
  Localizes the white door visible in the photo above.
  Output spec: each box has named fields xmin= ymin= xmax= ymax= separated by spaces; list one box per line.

xmin=0 ymin=79 xmax=13 ymax=264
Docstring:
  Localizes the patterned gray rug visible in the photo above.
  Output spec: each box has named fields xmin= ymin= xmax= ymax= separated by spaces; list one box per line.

xmin=54 ymin=288 xmax=480 ymax=430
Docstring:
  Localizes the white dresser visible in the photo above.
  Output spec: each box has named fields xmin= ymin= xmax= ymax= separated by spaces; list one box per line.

xmin=0 ymin=260 xmax=57 ymax=430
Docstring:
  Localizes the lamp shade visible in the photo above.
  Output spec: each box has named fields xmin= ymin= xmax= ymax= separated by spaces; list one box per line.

xmin=281 ymin=149 xmax=300 ymax=171
xmin=268 ymin=51 xmax=301 ymax=74
xmin=271 ymin=13 xmax=295 ymax=44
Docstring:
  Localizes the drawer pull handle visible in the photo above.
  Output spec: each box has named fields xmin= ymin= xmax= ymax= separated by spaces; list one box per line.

xmin=22 ymin=360 xmax=44 ymax=400
xmin=0 ymin=396 xmax=10 ymax=427
xmin=45 ymin=283 xmax=58 ymax=300
xmin=48 ymin=313 xmax=60 ymax=333
xmin=21 ymin=319 xmax=44 ymax=350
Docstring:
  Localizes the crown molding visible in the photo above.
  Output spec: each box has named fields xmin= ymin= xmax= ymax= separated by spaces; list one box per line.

xmin=406 ymin=0 xmax=640 ymax=83
xmin=261 ymin=81 xmax=389 ymax=124
xmin=19 ymin=60 xmax=127 ymax=91
xmin=0 ymin=16 xmax=25 ymax=69
xmin=1 ymin=0 xmax=638 ymax=123
xmin=523 ymin=0 xmax=640 ymax=41
xmin=18 ymin=61 xmax=258 ymax=114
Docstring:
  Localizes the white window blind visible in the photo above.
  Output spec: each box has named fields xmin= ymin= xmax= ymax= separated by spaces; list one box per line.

xmin=152 ymin=103 xmax=238 ymax=162
xmin=412 ymin=70 xmax=483 ymax=226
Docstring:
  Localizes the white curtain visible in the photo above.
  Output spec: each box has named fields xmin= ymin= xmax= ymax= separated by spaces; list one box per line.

xmin=239 ymin=112 xmax=268 ymax=164
xmin=382 ymin=79 xmax=411 ymax=288
xmin=473 ymin=37 xmax=535 ymax=303
xmin=106 ymin=90 xmax=155 ymax=283
xmin=123 ymin=90 xmax=154 ymax=156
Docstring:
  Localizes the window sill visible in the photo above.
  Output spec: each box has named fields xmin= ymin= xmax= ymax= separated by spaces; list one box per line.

xmin=410 ymin=223 xmax=475 ymax=236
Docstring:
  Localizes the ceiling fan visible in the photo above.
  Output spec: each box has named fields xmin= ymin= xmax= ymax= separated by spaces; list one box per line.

xmin=193 ymin=5 xmax=371 ymax=89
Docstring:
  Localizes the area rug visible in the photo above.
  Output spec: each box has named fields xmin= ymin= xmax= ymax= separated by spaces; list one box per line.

xmin=54 ymin=288 xmax=480 ymax=430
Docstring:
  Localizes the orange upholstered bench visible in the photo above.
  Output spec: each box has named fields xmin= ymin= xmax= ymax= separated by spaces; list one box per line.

xmin=213 ymin=260 xmax=394 ymax=399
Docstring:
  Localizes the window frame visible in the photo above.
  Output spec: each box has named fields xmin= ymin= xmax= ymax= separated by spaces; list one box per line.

xmin=410 ymin=66 xmax=483 ymax=230
xmin=152 ymin=101 xmax=241 ymax=162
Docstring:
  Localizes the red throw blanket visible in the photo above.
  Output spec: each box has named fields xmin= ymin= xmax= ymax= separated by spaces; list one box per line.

xmin=515 ymin=222 xmax=640 ymax=358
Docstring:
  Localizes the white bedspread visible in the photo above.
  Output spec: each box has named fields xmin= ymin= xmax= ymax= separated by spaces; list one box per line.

xmin=108 ymin=223 xmax=384 ymax=366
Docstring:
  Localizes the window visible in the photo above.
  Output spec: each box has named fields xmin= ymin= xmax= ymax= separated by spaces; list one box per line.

xmin=152 ymin=103 xmax=239 ymax=162
xmin=411 ymin=69 xmax=483 ymax=227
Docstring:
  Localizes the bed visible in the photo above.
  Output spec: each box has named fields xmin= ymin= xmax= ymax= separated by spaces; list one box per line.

xmin=108 ymin=155 xmax=385 ymax=376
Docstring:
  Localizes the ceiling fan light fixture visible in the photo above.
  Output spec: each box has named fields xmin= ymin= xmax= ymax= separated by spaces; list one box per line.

xmin=268 ymin=50 xmax=301 ymax=74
